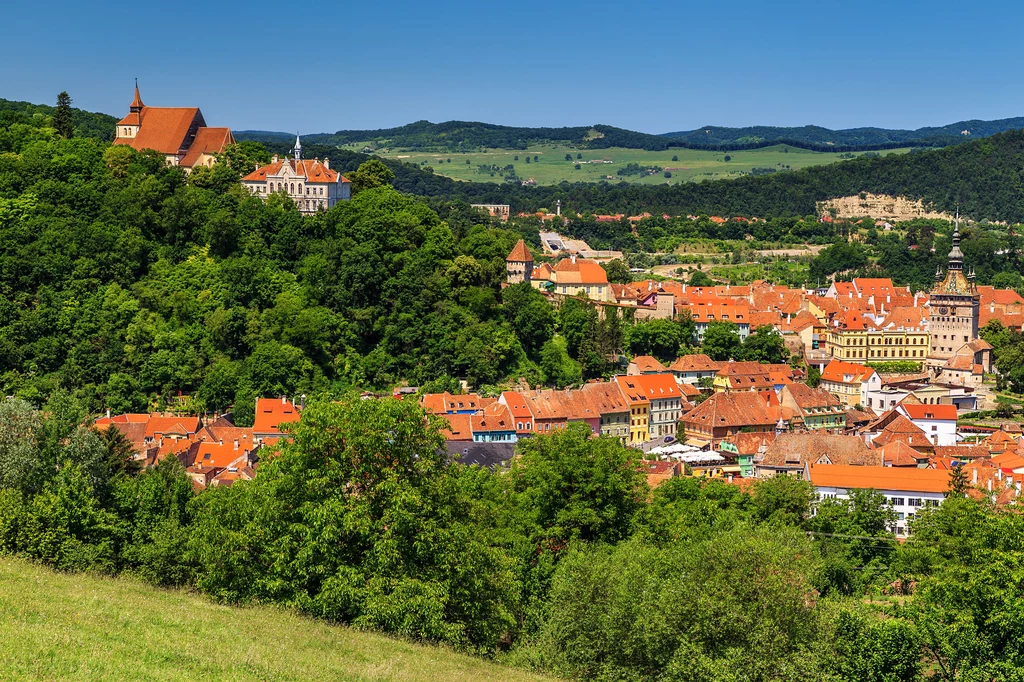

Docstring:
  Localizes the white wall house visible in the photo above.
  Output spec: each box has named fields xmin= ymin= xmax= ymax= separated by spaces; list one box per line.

xmin=241 ymin=137 xmax=351 ymax=215
xmin=807 ymin=464 xmax=949 ymax=537
xmin=897 ymin=403 xmax=958 ymax=446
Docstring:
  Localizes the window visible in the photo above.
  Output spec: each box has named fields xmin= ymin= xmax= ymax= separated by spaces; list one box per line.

xmin=908 ymin=498 xmax=922 ymax=507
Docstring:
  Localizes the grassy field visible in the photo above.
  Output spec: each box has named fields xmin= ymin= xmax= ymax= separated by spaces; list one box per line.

xmin=0 ymin=557 xmax=554 ymax=682
xmin=357 ymin=143 xmax=911 ymax=186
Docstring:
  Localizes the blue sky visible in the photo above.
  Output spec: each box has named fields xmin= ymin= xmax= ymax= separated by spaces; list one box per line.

xmin=3 ymin=0 xmax=1022 ymax=134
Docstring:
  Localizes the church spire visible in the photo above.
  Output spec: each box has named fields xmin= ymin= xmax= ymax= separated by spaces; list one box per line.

xmin=947 ymin=208 xmax=964 ymax=271
xmin=293 ymin=133 xmax=302 ymax=161
xmin=130 ymin=79 xmax=144 ymax=113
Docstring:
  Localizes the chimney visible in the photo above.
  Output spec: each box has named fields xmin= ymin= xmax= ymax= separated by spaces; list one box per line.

xmin=886 ymin=295 xmax=891 ymax=303
xmin=997 ymin=469 xmax=1003 ymax=481
xmin=282 ymin=396 xmax=287 ymax=404
xmin=570 ymin=254 xmax=577 ymax=264
xmin=323 ymin=157 xmax=329 ymax=169
xmin=106 ymin=408 xmax=111 ymax=419
xmin=988 ymin=478 xmax=993 ymax=492
xmin=973 ymin=468 xmax=978 ymax=484
xmin=234 ymin=439 xmax=239 ymax=450
xmin=728 ymin=474 xmax=733 ymax=483
xmin=272 ymin=154 xmax=279 ymax=163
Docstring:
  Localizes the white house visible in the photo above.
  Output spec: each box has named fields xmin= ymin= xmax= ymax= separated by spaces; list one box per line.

xmin=897 ymin=403 xmax=958 ymax=446
xmin=807 ymin=464 xmax=949 ymax=537
xmin=820 ymin=359 xmax=881 ymax=408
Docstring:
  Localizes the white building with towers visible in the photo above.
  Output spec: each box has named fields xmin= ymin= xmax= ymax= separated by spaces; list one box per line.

xmin=241 ymin=135 xmax=351 ymax=215
xmin=927 ymin=213 xmax=981 ymax=375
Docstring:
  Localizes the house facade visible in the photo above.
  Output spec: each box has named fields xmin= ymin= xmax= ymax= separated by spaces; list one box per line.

xmin=820 ymin=359 xmax=880 ymax=408
xmin=241 ymin=139 xmax=351 ymax=215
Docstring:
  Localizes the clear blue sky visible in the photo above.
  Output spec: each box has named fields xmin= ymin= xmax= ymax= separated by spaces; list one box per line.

xmin=3 ymin=0 xmax=1023 ymax=134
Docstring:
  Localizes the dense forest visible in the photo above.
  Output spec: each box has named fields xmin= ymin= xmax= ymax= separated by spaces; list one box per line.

xmin=1 ymin=393 xmax=1022 ymax=682
xmin=238 ymin=115 xmax=1024 ymax=153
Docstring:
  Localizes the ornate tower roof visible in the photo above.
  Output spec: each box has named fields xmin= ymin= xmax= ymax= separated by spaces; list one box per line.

xmin=932 ymin=213 xmax=977 ymax=296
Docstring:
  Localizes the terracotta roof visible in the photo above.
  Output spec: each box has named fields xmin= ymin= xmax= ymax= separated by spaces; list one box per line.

xmin=241 ymin=158 xmax=347 ymax=184
xmin=179 ymin=127 xmax=234 ymax=167
xmin=632 ymin=373 xmax=680 ymax=400
xmin=668 ymin=354 xmax=722 ymax=372
xmin=808 ymin=463 xmax=952 ymax=494
xmin=194 ymin=440 xmax=253 ymax=469
xmin=500 ymin=391 xmax=534 ymax=421
xmin=113 ymin=107 xmax=202 ymax=154
xmin=645 ymin=460 xmax=680 ymax=488
xmin=420 ymin=392 xmax=486 ymax=414
xmin=871 ymin=414 xmax=933 ymax=451
xmin=631 ymin=356 xmax=668 ymax=373
xmin=759 ymin=433 xmax=877 ymax=467
xmin=933 ymin=445 xmax=990 ymax=460
xmin=821 ymin=359 xmax=876 ymax=385
xmin=943 ymin=354 xmax=980 ymax=372
xmin=615 ymin=376 xmax=650 ymax=406
xmin=471 ymin=403 xmax=515 ymax=433
xmin=880 ymin=440 xmax=925 ymax=467
xmin=579 ymin=382 xmax=630 ymax=414
xmin=721 ymin=431 xmax=776 ymax=456
xmin=682 ymin=391 xmax=775 ymax=429
xmin=144 ymin=415 xmax=200 ymax=439
xmin=782 ymin=383 xmax=843 ymax=411
xmin=506 ymin=239 xmax=533 ymax=262
xmin=678 ymin=383 xmax=702 ymax=397
xmin=252 ymin=397 xmax=300 ymax=434
xmin=549 ymin=257 xmax=609 ymax=285
xmin=900 ymin=403 xmax=957 ymax=421
xmin=440 ymin=413 xmax=473 ymax=440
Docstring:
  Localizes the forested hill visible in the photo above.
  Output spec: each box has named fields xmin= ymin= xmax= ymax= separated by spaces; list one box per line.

xmin=271 ymin=131 xmax=1024 ymax=224
xmin=662 ymin=117 xmax=1024 ymax=150
xmin=0 ymin=97 xmax=118 ymax=141
xmin=238 ymin=115 xmax=1024 ymax=153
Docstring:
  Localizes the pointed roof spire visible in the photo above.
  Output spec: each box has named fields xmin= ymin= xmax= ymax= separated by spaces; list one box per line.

xmin=130 ymin=79 xmax=144 ymax=112
xmin=947 ymin=208 xmax=964 ymax=271
xmin=294 ymin=132 xmax=302 ymax=161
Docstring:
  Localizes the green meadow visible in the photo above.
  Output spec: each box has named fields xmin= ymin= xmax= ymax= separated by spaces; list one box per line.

xmin=356 ymin=143 xmax=911 ymax=186
xmin=0 ymin=557 xmax=554 ymax=682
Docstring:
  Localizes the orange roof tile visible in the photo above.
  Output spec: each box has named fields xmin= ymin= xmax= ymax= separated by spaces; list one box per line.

xmin=113 ymin=107 xmax=203 ymax=155
xmin=252 ymin=397 xmax=301 ymax=434
xmin=808 ymin=463 xmax=952 ymax=494
xmin=179 ymin=127 xmax=234 ymax=167
xmin=631 ymin=356 xmax=668 ymax=373
xmin=241 ymin=158 xmax=346 ymax=184
xmin=900 ymin=404 xmax=957 ymax=421
xmin=506 ymin=239 xmax=533 ymax=262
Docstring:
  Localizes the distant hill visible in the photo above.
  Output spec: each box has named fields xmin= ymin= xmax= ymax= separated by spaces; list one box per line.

xmin=0 ymin=97 xmax=118 ymax=141
xmin=662 ymin=118 xmax=1024 ymax=151
xmin=237 ymin=116 xmax=1024 ymax=153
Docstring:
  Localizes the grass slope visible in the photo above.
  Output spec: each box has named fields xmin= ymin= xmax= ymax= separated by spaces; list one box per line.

xmin=0 ymin=557 xmax=552 ymax=682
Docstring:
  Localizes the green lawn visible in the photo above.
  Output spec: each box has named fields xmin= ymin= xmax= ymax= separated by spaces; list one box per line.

xmin=0 ymin=557 xmax=554 ymax=682
xmin=358 ymin=143 xmax=910 ymax=186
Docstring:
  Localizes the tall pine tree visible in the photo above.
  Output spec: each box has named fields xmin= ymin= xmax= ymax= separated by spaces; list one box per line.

xmin=53 ymin=91 xmax=74 ymax=139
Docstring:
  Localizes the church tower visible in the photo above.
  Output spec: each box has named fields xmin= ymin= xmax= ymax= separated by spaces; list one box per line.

xmin=506 ymin=239 xmax=533 ymax=285
xmin=927 ymin=216 xmax=979 ymax=371
xmin=293 ymin=133 xmax=302 ymax=161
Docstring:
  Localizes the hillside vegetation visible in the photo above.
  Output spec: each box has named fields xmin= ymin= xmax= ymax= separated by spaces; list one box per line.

xmin=0 ymin=97 xmax=118 ymax=141
xmin=238 ymin=115 xmax=1024 ymax=153
xmin=0 ymin=556 xmax=552 ymax=682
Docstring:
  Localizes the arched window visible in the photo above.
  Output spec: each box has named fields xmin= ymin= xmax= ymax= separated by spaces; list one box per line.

xmin=298 ymin=184 xmax=302 ymax=194
xmin=290 ymin=183 xmax=294 ymax=194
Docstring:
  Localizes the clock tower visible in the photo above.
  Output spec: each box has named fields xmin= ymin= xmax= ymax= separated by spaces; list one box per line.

xmin=926 ymin=218 xmax=979 ymax=373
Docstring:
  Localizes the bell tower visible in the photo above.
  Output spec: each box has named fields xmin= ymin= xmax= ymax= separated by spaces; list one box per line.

xmin=927 ymin=213 xmax=980 ymax=372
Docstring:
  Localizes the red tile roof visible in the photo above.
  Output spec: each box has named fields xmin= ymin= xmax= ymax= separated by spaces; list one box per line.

xmin=113 ymin=107 xmax=203 ymax=155
xmin=668 ymin=354 xmax=722 ymax=373
xmin=821 ymin=359 xmax=876 ymax=384
xmin=631 ymin=355 xmax=668 ymax=373
xmin=241 ymin=158 xmax=347 ymax=184
xmin=808 ymin=463 xmax=952 ymax=494
xmin=682 ymin=391 xmax=776 ymax=430
xmin=179 ymin=127 xmax=234 ymax=167
xmin=252 ymin=398 xmax=301 ymax=434
xmin=632 ymin=373 xmax=680 ymax=400
xmin=506 ymin=239 xmax=533 ymax=262
xmin=440 ymin=413 xmax=473 ymax=440
xmin=900 ymin=404 xmax=957 ymax=421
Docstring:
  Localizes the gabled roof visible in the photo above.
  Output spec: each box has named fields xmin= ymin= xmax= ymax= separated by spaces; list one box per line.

xmin=440 ymin=413 xmax=473 ymax=440
xmin=630 ymin=355 xmax=668 ymax=373
xmin=179 ymin=127 xmax=234 ymax=167
xmin=880 ymin=439 xmax=925 ymax=467
xmin=782 ymin=383 xmax=843 ymax=411
xmin=808 ymin=463 xmax=952 ymax=494
xmin=241 ymin=158 xmax=347 ymax=184
xmin=113 ymin=107 xmax=203 ymax=154
xmin=615 ymin=376 xmax=650 ymax=406
xmin=668 ymin=354 xmax=722 ymax=372
xmin=682 ymin=391 xmax=775 ymax=429
xmin=550 ymin=256 xmax=609 ymax=285
xmin=632 ymin=373 xmax=680 ymax=400
xmin=900 ymin=403 xmax=957 ymax=421
xmin=871 ymin=414 xmax=933 ymax=451
xmin=821 ymin=359 xmax=876 ymax=384
xmin=579 ymin=381 xmax=630 ymax=414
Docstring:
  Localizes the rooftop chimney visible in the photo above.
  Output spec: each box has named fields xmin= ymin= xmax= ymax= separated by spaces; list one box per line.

xmin=323 ymin=157 xmax=329 ymax=169
xmin=106 ymin=408 xmax=111 ymax=419
xmin=234 ymin=439 xmax=239 ymax=450
xmin=973 ymin=468 xmax=978 ymax=484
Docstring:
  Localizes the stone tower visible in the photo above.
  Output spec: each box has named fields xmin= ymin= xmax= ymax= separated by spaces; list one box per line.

xmin=927 ymin=218 xmax=979 ymax=371
xmin=506 ymin=239 xmax=533 ymax=284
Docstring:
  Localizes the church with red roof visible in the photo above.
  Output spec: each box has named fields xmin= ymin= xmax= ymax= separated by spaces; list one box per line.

xmin=113 ymin=83 xmax=234 ymax=171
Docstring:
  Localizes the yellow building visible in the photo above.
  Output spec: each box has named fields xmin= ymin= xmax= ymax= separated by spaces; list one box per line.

xmin=530 ymin=254 xmax=612 ymax=302
xmin=825 ymin=310 xmax=929 ymax=364
xmin=615 ymin=376 xmax=650 ymax=444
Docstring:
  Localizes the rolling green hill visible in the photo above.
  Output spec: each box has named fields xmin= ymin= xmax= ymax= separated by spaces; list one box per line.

xmin=0 ymin=557 xmax=552 ymax=682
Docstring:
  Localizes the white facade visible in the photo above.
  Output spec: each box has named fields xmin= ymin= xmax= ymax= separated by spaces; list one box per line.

xmin=813 ymin=485 xmax=945 ymax=537
xmin=897 ymin=406 xmax=958 ymax=446
xmin=241 ymin=139 xmax=351 ymax=215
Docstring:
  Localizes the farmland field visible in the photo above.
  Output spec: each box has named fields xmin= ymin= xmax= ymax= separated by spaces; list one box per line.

xmin=355 ymin=143 xmax=911 ymax=186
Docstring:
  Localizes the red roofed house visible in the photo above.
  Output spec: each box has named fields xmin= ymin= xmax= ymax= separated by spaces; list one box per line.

xmin=896 ymin=403 xmax=958 ymax=446
xmin=253 ymin=397 xmax=302 ymax=440
xmin=668 ymin=353 xmax=723 ymax=386
xmin=807 ymin=463 xmax=950 ymax=537
xmin=632 ymin=374 xmax=684 ymax=439
xmin=680 ymin=391 xmax=776 ymax=448
xmin=241 ymin=136 xmax=351 ymax=215
xmin=579 ymin=381 xmax=631 ymax=444
xmin=498 ymin=391 xmax=535 ymax=435
xmin=820 ymin=359 xmax=881 ymax=408
xmin=113 ymin=83 xmax=234 ymax=171
xmin=530 ymin=254 xmax=611 ymax=301
xmin=627 ymin=355 xmax=669 ymax=375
